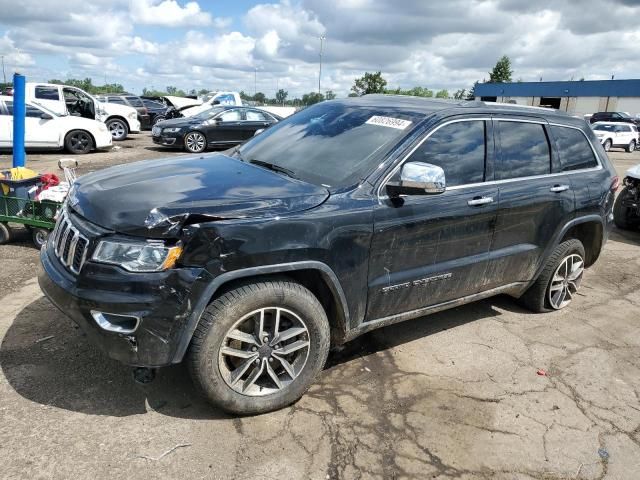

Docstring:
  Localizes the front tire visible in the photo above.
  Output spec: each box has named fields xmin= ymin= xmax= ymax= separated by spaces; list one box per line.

xmin=0 ymin=222 xmax=12 ymax=244
xmin=603 ymin=139 xmax=612 ymax=152
xmin=614 ymin=186 xmax=639 ymax=230
xmin=183 ymin=131 xmax=207 ymax=153
xmin=627 ymin=140 xmax=636 ymax=153
xmin=31 ymin=228 xmax=49 ymax=249
xmin=188 ymin=280 xmax=330 ymax=415
xmin=153 ymin=115 xmax=165 ymax=125
xmin=518 ymin=239 xmax=585 ymax=313
xmin=106 ymin=118 xmax=129 ymax=141
xmin=64 ymin=130 xmax=94 ymax=154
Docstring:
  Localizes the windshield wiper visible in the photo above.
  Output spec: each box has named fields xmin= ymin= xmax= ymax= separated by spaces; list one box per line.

xmin=249 ymin=159 xmax=297 ymax=179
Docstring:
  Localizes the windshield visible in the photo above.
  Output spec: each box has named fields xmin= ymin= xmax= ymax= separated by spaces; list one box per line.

xmin=192 ymin=106 xmax=226 ymax=120
xmin=593 ymin=124 xmax=616 ymax=131
xmin=237 ymin=102 xmax=424 ymax=188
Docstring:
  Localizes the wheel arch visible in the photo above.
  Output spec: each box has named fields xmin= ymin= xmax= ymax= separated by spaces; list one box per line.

xmin=173 ymin=261 xmax=350 ymax=363
xmin=557 ymin=216 xmax=604 ymax=267
xmin=106 ymin=115 xmax=130 ymax=130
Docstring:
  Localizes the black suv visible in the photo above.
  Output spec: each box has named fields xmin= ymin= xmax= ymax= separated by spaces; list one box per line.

xmin=590 ymin=111 xmax=640 ymax=127
xmin=97 ymin=94 xmax=152 ymax=130
xmin=38 ymin=96 xmax=617 ymax=414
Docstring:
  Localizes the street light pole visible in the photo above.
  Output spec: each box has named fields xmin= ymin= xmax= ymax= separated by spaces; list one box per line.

xmin=318 ymin=35 xmax=325 ymax=95
xmin=254 ymin=67 xmax=257 ymax=98
xmin=1 ymin=56 xmax=6 ymax=85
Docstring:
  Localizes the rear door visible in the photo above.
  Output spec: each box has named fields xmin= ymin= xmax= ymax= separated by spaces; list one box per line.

xmin=366 ymin=118 xmax=499 ymax=320
xmin=5 ymin=101 xmax=60 ymax=147
xmin=485 ymin=118 xmax=574 ymax=289
xmin=243 ymin=109 xmax=274 ymax=139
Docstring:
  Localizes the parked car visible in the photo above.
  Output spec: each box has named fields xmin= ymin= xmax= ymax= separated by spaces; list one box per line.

xmin=38 ymin=96 xmax=617 ymax=415
xmin=141 ymin=98 xmax=168 ymax=125
xmin=592 ymin=122 xmax=638 ymax=152
xmin=0 ymin=95 xmax=112 ymax=153
xmin=96 ymin=94 xmax=151 ymax=130
xmin=589 ymin=111 xmax=640 ymax=127
xmin=152 ymin=105 xmax=281 ymax=153
xmin=26 ymin=83 xmax=140 ymax=141
xmin=614 ymin=163 xmax=640 ymax=230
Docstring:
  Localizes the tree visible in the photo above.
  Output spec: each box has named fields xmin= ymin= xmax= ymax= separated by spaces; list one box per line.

xmin=49 ymin=78 xmax=124 ymax=95
xmin=197 ymin=88 xmax=209 ymax=96
xmin=453 ymin=89 xmax=467 ymax=100
xmin=466 ymin=81 xmax=479 ymax=100
xmin=275 ymin=89 xmax=288 ymax=105
xmin=253 ymin=92 xmax=266 ymax=104
xmin=435 ymin=89 xmax=449 ymax=99
xmin=325 ymin=90 xmax=336 ymax=100
xmin=351 ymin=71 xmax=387 ymax=96
xmin=488 ymin=55 xmax=513 ymax=83
xmin=302 ymin=92 xmax=324 ymax=105
xmin=239 ymin=90 xmax=252 ymax=101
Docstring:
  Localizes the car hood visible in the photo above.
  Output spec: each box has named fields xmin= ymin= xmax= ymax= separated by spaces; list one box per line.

xmin=70 ymin=154 xmax=330 ymax=238
xmin=156 ymin=116 xmax=200 ymax=129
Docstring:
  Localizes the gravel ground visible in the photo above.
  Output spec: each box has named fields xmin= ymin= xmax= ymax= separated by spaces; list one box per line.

xmin=1 ymin=138 xmax=639 ymax=479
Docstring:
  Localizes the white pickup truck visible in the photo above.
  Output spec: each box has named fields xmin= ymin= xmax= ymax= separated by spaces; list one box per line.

xmin=177 ymin=91 xmax=296 ymax=119
xmin=25 ymin=83 xmax=140 ymax=141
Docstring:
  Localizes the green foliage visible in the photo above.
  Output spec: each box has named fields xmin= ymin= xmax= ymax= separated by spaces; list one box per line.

xmin=384 ymin=86 xmax=433 ymax=97
xmin=325 ymin=90 xmax=336 ymax=100
xmin=348 ymin=92 xmax=359 ymax=97
xmin=453 ymin=89 xmax=467 ymax=100
xmin=198 ymin=88 xmax=210 ymax=95
xmin=141 ymin=86 xmax=188 ymax=97
xmin=49 ymin=77 xmax=125 ymax=95
xmin=302 ymin=92 xmax=324 ymax=105
xmin=466 ymin=81 xmax=479 ymax=100
xmin=351 ymin=71 xmax=387 ymax=96
xmin=435 ymin=89 xmax=449 ymax=99
xmin=253 ymin=92 xmax=266 ymax=104
xmin=488 ymin=55 xmax=513 ymax=83
xmin=275 ymin=89 xmax=288 ymax=104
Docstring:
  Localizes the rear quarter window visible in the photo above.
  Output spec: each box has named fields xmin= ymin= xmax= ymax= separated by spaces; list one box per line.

xmin=35 ymin=86 xmax=60 ymax=101
xmin=497 ymin=121 xmax=551 ymax=179
xmin=550 ymin=125 xmax=599 ymax=171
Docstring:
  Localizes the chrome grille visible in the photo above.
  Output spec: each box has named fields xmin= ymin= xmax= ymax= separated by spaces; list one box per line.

xmin=52 ymin=211 xmax=89 ymax=274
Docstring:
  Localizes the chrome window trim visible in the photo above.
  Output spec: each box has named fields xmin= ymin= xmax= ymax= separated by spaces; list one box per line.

xmin=377 ymin=117 xmax=603 ymax=201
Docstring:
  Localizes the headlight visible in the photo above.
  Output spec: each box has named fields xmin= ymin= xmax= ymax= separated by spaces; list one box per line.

xmin=163 ymin=127 xmax=182 ymax=133
xmin=128 ymin=112 xmax=137 ymax=120
xmin=92 ymin=239 xmax=183 ymax=272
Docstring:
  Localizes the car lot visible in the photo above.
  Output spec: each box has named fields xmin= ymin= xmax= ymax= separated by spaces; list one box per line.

xmin=1 ymin=139 xmax=639 ymax=479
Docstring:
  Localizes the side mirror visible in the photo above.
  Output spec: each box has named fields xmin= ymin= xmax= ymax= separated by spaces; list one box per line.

xmin=40 ymin=113 xmax=53 ymax=120
xmin=386 ymin=162 xmax=446 ymax=198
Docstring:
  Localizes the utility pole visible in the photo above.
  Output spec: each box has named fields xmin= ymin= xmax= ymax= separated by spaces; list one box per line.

xmin=1 ymin=56 xmax=6 ymax=85
xmin=254 ymin=67 xmax=257 ymax=98
xmin=318 ymin=34 xmax=326 ymax=95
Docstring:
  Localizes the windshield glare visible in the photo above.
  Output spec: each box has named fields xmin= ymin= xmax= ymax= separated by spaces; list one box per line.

xmin=238 ymin=102 xmax=423 ymax=188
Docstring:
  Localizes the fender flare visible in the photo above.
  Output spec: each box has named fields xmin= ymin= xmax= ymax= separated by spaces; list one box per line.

xmin=172 ymin=260 xmax=350 ymax=363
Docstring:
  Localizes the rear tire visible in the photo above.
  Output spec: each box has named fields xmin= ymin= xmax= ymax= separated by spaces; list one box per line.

xmin=106 ymin=118 xmax=129 ymax=141
xmin=64 ymin=130 xmax=93 ymax=154
xmin=518 ymin=239 xmax=585 ymax=313
xmin=0 ymin=222 xmax=12 ymax=244
xmin=614 ymin=186 xmax=639 ymax=230
xmin=31 ymin=228 xmax=49 ymax=249
xmin=187 ymin=280 xmax=330 ymax=415
xmin=627 ymin=140 xmax=636 ymax=153
xmin=603 ymin=139 xmax=612 ymax=152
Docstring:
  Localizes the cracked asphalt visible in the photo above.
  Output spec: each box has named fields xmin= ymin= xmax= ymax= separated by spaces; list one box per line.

xmin=1 ymin=139 xmax=639 ymax=479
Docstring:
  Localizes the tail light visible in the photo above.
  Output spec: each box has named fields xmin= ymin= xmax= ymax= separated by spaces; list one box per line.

xmin=610 ymin=176 xmax=620 ymax=191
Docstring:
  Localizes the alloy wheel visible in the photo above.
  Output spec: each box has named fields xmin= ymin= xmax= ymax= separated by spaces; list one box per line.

xmin=548 ymin=253 xmax=584 ymax=310
xmin=604 ymin=140 xmax=611 ymax=152
xmin=108 ymin=120 xmax=126 ymax=139
xmin=185 ymin=132 xmax=206 ymax=152
xmin=218 ymin=307 xmax=310 ymax=397
xmin=69 ymin=131 xmax=91 ymax=153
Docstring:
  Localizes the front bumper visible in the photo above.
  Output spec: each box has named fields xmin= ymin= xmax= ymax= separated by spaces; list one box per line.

xmin=128 ymin=118 xmax=141 ymax=134
xmin=38 ymin=238 xmax=209 ymax=367
xmin=152 ymin=134 xmax=182 ymax=147
xmin=95 ymin=130 xmax=113 ymax=150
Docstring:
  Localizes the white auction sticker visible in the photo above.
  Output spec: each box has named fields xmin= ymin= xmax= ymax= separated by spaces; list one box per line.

xmin=365 ymin=115 xmax=412 ymax=130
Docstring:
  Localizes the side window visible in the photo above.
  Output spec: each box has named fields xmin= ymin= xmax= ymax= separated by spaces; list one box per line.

xmin=218 ymin=109 xmax=241 ymax=122
xmin=406 ymin=120 xmax=486 ymax=187
xmin=611 ymin=113 xmax=621 ymax=119
xmin=108 ymin=96 xmax=127 ymax=105
xmin=125 ymin=96 xmax=143 ymax=107
xmin=3 ymin=102 xmax=42 ymax=117
xmin=246 ymin=110 xmax=268 ymax=121
xmin=550 ymin=125 xmax=598 ymax=171
xmin=35 ymin=86 xmax=60 ymax=101
xmin=497 ymin=121 xmax=550 ymax=179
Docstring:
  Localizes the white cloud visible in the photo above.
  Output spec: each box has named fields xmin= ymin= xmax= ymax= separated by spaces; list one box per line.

xmin=130 ymin=0 xmax=212 ymax=27
xmin=130 ymin=36 xmax=160 ymax=55
xmin=255 ymin=30 xmax=281 ymax=58
xmin=70 ymin=52 xmax=102 ymax=66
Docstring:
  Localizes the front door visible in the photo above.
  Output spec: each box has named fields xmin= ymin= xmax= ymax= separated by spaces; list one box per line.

xmin=207 ymin=108 xmax=245 ymax=145
xmin=0 ymin=101 xmax=12 ymax=147
xmin=366 ymin=118 xmax=499 ymax=320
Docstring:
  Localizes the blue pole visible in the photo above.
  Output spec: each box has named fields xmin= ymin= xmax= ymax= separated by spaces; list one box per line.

xmin=12 ymin=73 xmax=26 ymax=168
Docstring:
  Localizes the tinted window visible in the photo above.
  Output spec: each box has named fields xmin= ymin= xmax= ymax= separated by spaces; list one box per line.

xmin=551 ymin=126 xmax=598 ymax=171
xmin=125 ymin=96 xmax=143 ymax=107
xmin=5 ymin=102 xmax=45 ymax=118
xmin=35 ymin=86 xmax=60 ymax=101
xmin=497 ymin=122 xmax=550 ymax=179
xmin=218 ymin=109 xmax=241 ymax=121
xmin=246 ymin=110 xmax=268 ymax=121
xmin=108 ymin=97 xmax=127 ymax=105
xmin=407 ymin=121 xmax=485 ymax=187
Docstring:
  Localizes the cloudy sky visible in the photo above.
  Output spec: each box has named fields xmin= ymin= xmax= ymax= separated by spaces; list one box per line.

xmin=0 ymin=0 xmax=639 ymax=98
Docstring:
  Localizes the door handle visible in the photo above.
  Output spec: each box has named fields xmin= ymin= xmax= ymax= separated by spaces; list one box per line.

xmin=550 ymin=184 xmax=570 ymax=193
xmin=467 ymin=196 xmax=494 ymax=206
